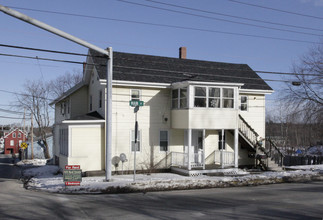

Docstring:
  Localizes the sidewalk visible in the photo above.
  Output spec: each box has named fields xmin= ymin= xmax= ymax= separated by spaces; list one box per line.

xmin=18 ymin=160 xmax=323 ymax=194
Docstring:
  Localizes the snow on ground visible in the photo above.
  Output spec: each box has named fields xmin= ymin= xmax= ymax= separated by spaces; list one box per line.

xmin=286 ymin=164 xmax=323 ymax=172
xmin=19 ymin=163 xmax=323 ymax=194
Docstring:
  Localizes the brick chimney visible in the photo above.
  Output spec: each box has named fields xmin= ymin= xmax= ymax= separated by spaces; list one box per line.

xmin=179 ymin=47 xmax=187 ymax=59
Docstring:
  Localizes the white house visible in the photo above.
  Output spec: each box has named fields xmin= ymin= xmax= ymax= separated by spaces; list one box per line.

xmin=51 ymin=47 xmax=277 ymax=175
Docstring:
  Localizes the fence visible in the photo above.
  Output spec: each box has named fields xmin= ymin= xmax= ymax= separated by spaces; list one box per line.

xmin=283 ymin=155 xmax=323 ymax=166
xmin=170 ymin=152 xmax=188 ymax=168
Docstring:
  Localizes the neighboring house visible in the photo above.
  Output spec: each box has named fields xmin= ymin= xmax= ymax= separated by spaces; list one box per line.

xmin=4 ymin=128 xmax=27 ymax=154
xmin=51 ymin=47 xmax=275 ymax=174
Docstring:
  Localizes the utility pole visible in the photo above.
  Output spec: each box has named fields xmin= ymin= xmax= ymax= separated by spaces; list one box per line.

xmin=0 ymin=5 xmax=113 ymax=181
xmin=31 ymin=113 xmax=34 ymax=160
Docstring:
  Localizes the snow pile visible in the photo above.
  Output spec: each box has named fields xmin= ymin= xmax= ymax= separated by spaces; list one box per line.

xmin=22 ymin=165 xmax=323 ymax=194
xmin=16 ymin=159 xmax=48 ymax=166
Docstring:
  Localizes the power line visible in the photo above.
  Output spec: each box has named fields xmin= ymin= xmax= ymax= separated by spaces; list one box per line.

xmin=118 ymin=0 xmax=322 ymax=37
xmin=0 ymin=115 xmax=24 ymax=120
xmin=145 ymin=0 xmax=323 ymax=32
xmin=1 ymin=45 xmax=322 ymax=77
xmin=0 ymin=89 xmax=54 ymax=101
xmin=0 ymin=52 xmax=322 ymax=85
xmin=6 ymin=5 xmax=321 ymax=44
xmin=228 ymin=0 xmax=323 ymax=20
xmin=0 ymin=107 xmax=27 ymax=115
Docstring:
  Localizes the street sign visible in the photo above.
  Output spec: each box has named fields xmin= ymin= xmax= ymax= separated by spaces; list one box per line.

xmin=129 ymin=100 xmax=144 ymax=107
xmin=20 ymin=142 xmax=28 ymax=150
xmin=64 ymin=165 xmax=82 ymax=186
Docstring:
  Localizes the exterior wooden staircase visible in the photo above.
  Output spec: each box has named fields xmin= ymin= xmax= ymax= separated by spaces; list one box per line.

xmin=238 ymin=115 xmax=284 ymax=171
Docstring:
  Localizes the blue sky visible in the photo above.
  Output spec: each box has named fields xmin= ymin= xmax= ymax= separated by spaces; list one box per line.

xmin=0 ymin=0 xmax=322 ymax=125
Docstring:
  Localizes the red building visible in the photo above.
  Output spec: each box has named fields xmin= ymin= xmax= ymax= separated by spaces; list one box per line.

xmin=4 ymin=128 xmax=27 ymax=154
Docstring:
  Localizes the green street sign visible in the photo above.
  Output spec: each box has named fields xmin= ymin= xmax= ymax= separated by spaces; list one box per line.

xmin=129 ymin=100 xmax=144 ymax=107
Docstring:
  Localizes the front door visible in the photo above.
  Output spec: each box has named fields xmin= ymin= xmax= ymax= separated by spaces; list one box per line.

xmin=184 ymin=130 xmax=204 ymax=166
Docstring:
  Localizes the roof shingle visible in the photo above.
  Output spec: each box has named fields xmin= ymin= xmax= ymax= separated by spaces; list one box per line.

xmin=89 ymin=49 xmax=272 ymax=91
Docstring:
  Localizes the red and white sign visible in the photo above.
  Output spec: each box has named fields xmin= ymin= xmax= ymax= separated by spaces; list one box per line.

xmin=64 ymin=165 xmax=82 ymax=186
xmin=65 ymin=165 xmax=80 ymax=170
xmin=65 ymin=181 xmax=80 ymax=186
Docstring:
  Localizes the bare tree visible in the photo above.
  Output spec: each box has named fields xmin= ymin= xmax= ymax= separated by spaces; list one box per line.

xmin=48 ymin=70 xmax=82 ymax=98
xmin=285 ymin=42 xmax=323 ymax=123
xmin=17 ymin=80 xmax=51 ymax=159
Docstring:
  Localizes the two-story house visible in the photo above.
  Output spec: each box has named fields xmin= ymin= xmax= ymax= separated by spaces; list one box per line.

xmin=51 ymin=47 xmax=274 ymax=174
xmin=4 ymin=128 xmax=27 ymax=154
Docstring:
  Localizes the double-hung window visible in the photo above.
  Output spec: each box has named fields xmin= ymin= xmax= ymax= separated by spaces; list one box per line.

xmin=159 ymin=130 xmax=169 ymax=151
xmin=194 ymin=87 xmax=206 ymax=107
xmin=222 ymin=88 xmax=234 ymax=108
xmin=172 ymin=89 xmax=179 ymax=109
xmin=131 ymin=130 xmax=140 ymax=152
xmin=208 ymin=87 xmax=221 ymax=108
xmin=180 ymin=88 xmax=187 ymax=108
xmin=218 ymin=130 xmax=226 ymax=150
xmin=172 ymin=88 xmax=187 ymax=109
xmin=241 ymin=96 xmax=248 ymax=111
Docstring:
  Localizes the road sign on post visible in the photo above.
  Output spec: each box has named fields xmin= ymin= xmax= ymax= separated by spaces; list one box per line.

xmin=129 ymin=100 xmax=144 ymax=107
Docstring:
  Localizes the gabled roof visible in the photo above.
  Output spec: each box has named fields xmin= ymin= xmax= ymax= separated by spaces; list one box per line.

xmin=89 ymin=49 xmax=272 ymax=91
xmin=49 ymin=81 xmax=86 ymax=105
xmin=4 ymin=128 xmax=27 ymax=139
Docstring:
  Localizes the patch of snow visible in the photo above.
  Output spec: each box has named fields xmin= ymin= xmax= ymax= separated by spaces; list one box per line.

xmin=22 ymin=165 xmax=322 ymax=194
xmin=16 ymin=159 xmax=47 ymax=166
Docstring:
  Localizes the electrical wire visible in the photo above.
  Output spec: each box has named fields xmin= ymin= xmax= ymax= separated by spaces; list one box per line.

xmin=1 ymin=52 xmax=322 ymax=86
xmin=0 ymin=45 xmax=322 ymax=77
xmin=118 ymin=0 xmax=322 ymax=37
xmin=145 ymin=0 xmax=323 ymax=32
xmin=228 ymin=0 xmax=323 ymax=20
xmin=5 ymin=6 xmax=321 ymax=44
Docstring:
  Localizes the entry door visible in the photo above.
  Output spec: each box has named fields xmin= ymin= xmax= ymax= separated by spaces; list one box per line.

xmin=192 ymin=130 xmax=203 ymax=163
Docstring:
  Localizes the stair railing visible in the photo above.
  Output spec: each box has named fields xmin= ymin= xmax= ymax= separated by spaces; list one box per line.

xmin=238 ymin=114 xmax=259 ymax=148
xmin=265 ymin=138 xmax=285 ymax=167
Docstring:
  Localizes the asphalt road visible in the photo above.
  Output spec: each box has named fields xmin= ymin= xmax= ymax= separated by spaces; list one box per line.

xmin=0 ymin=155 xmax=322 ymax=220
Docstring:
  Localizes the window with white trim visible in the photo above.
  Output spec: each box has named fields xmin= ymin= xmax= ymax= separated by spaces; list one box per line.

xmin=12 ymin=133 xmax=16 ymax=138
xmin=59 ymin=128 xmax=68 ymax=156
xmin=180 ymin=88 xmax=187 ymax=108
xmin=10 ymin=140 xmax=14 ymax=146
xmin=18 ymin=133 xmax=21 ymax=138
xmin=222 ymin=88 xmax=234 ymax=108
xmin=61 ymin=102 xmax=66 ymax=115
xmin=131 ymin=130 xmax=140 ymax=152
xmin=241 ymin=96 xmax=248 ymax=111
xmin=131 ymin=89 xmax=140 ymax=101
xmin=159 ymin=130 xmax=169 ymax=151
xmin=194 ymin=87 xmax=206 ymax=107
xmin=172 ymin=89 xmax=179 ymax=108
xmin=208 ymin=87 xmax=221 ymax=108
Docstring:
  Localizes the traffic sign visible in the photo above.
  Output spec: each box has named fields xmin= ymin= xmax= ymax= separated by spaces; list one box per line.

xmin=129 ymin=100 xmax=144 ymax=107
xmin=20 ymin=142 xmax=28 ymax=149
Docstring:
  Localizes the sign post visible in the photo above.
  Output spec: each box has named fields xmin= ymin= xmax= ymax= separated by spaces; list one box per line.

xmin=130 ymin=101 xmax=144 ymax=182
xmin=63 ymin=165 xmax=82 ymax=186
